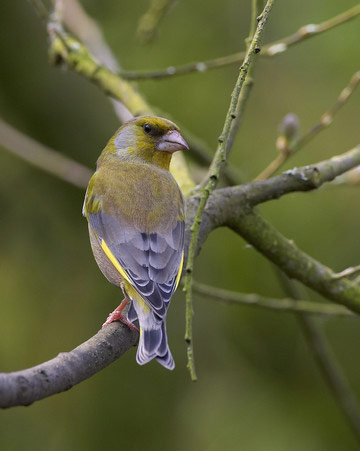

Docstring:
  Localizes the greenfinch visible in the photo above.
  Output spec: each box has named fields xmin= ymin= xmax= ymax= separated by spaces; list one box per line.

xmin=83 ymin=116 xmax=189 ymax=370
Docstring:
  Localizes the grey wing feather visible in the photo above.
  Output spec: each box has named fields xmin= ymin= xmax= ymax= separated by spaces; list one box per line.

xmin=88 ymin=210 xmax=184 ymax=318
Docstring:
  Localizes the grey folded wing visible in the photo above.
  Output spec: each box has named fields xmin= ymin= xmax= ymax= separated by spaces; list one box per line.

xmin=88 ymin=210 xmax=184 ymax=319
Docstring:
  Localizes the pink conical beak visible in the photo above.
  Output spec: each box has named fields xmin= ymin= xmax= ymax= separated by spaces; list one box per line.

xmin=155 ymin=130 xmax=189 ymax=153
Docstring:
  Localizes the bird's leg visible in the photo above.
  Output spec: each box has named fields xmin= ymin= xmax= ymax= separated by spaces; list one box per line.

xmin=102 ymin=298 xmax=139 ymax=332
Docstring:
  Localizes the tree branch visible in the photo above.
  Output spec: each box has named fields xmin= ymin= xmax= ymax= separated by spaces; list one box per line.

xmin=0 ymin=322 xmax=138 ymax=409
xmin=1 ymin=138 xmax=359 ymax=407
xmin=187 ymin=144 xmax=360 ymax=256
xmin=185 ymin=147 xmax=360 ymax=317
xmin=55 ymin=0 xmax=133 ymax=123
xmin=40 ymin=9 xmax=195 ymax=193
xmin=245 ymin=145 xmax=360 ymax=205
xmin=193 ymin=281 xmax=353 ymax=316
xmin=184 ymin=0 xmax=275 ymax=381
xmin=136 ymin=0 xmax=175 ymax=44
xmin=227 ymin=210 xmax=360 ymax=314
xmin=277 ymin=271 xmax=360 ymax=443
xmin=31 ymin=0 xmax=244 ymax=187
xmin=3 ymin=1 xmax=359 ymax=404
xmin=255 ymin=70 xmax=360 ymax=180
xmin=301 ymin=315 xmax=360 ymax=441
xmin=118 ymin=5 xmax=360 ymax=80
xmin=0 ymin=118 xmax=91 ymax=188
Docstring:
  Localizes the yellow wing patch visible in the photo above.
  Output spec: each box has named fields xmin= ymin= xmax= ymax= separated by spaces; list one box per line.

xmin=102 ymin=237 xmax=183 ymax=300
xmin=101 ymin=238 xmax=152 ymax=313
xmin=175 ymin=251 xmax=184 ymax=290
xmin=100 ymin=239 xmax=131 ymax=284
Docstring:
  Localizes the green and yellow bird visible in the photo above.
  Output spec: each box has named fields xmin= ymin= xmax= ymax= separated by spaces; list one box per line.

xmin=83 ymin=116 xmax=188 ymax=370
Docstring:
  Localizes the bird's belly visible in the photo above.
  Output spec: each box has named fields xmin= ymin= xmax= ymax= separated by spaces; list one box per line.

xmin=89 ymin=223 xmax=123 ymax=287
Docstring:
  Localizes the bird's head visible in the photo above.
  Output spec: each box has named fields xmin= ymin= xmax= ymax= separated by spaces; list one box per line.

xmin=100 ymin=116 xmax=189 ymax=170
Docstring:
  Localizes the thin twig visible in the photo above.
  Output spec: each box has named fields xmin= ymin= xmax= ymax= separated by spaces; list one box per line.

xmin=160 ymin=113 xmax=244 ymax=185
xmin=277 ymin=271 xmax=360 ymax=443
xmin=183 ymin=0 xmax=275 ymax=381
xmin=296 ymin=71 xmax=360 ymax=149
xmin=226 ymin=0 xmax=262 ymax=155
xmin=332 ymin=265 xmax=360 ymax=280
xmin=136 ymin=0 xmax=174 ymax=44
xmin=332 ymin=165 xmax=360 ymax=186
xmin=0 ymin=118 xmax=92 ymax=188
xmin=255 ymin=70 xmax=360 ymax=180
xmin=118 ymin=5 xmax=360 ymax=80
xmin=193 ymin=281 xmax=352 ymax=316
xmin=264 ymin=4 xmax=360 ymax=56
xmin=28 ymin=0 xmax=49 ymax=22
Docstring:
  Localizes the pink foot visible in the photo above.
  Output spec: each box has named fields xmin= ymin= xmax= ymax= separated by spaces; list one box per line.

xmin=102 ymin=298 xmax=139 ymax=333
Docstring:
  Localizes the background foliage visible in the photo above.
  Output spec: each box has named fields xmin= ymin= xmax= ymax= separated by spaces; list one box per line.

xmin=0 ymin=0 xmax=359 ymax=449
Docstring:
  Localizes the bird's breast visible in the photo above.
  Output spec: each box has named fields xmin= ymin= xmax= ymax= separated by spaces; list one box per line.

xmin=95 ymin=160 xmax=183 ymax=233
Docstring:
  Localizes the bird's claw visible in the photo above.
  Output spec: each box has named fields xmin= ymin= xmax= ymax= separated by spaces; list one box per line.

xmin=102 ymin=308 xmax=139 ymax=333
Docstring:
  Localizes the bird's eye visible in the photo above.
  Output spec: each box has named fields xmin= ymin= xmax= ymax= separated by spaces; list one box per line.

xmin=143 ymin=124 xmax=152 ymax=134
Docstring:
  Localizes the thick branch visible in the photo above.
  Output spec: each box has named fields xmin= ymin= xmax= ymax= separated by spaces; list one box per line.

xmin=245 ymin=145 xmax=360 ymax=205
xmin=4 ymin=0 xmax=355 ymax=411
xmin=227 ymin=210 xmax=360 ymax=314
xmin=186 ymin=147 xmax=360 ymax=316
xmin=0 ymin=323 xmax=138 ymax=409
xmin=188 ymin=144 xmax=360 ymax=254
xmin=1 ymin=140 xmax=359 ymax=407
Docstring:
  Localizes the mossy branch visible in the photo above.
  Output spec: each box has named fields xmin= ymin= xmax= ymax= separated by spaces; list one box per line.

xmin=47 ymin=20 xmax=196 ymax=194
xmin=1 ymin=0 xmax=357 ymax=412
xmin=228 ymin=210 xmax=360 ymax=314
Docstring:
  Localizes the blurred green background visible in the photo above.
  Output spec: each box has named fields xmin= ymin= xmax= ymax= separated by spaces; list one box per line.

xmin=0 ymin=0 xmax=360 ymax=449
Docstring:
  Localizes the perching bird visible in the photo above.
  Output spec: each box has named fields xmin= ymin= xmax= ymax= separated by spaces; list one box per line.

xmin=83 ymin=116 xmax=188 ymax=370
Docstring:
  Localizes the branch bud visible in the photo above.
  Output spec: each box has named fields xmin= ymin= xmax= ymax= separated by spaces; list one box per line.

xmin=279 ymin=113 xmax=299 ymax=141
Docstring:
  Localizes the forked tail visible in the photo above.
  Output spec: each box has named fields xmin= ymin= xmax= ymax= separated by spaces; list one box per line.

xmin=137 ymin=321 xmax=175 ymax=370
xmin=127 ymin=299 xmax=175 ymax=370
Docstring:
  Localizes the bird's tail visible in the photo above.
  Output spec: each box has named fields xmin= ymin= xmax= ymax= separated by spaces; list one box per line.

xmin=137 ymin=320 xmax=175 ymax=370
xmin=127 ymin=296 xmax=175 ymax=370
